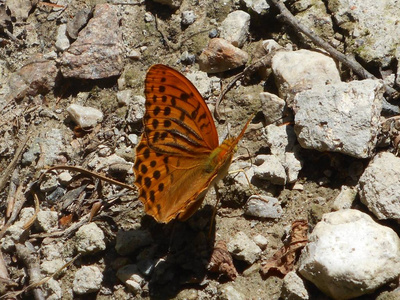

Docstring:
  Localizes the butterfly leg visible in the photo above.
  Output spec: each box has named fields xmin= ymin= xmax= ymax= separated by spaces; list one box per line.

xmin=208 ymin=185 xmax=220 ymax=239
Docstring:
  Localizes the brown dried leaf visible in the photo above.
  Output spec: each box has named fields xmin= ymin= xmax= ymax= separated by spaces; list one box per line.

xmin=208 ymin=240 xmax=238 ymax=281
xmin=261 ymin=220 xmax=308 ymax=277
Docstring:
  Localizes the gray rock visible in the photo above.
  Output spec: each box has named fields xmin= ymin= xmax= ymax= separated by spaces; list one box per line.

xmin=67 ymin=104 xmax=103 ymax=128
xmin=198 ymin=38 xmax=249 ymax=73
xmin=66 ymin=8 xmax=92 ymax=40
xmin=241 ymin=0 xmax=269 ymax=15
xmin=117 ymin=89 xmax=132 ymax=106
xmin=244 ymin=195 xmax=283 ymax=219
xmin=281 ymin=271 xmax=309 ymax=300
xmin=115 ymin=229 xmax=153 ymax=256
xmin=6 ymin=0 xmax=33 ymax=21
xmin=75 ymin=222 xmax=106 ymax=254
xmin=260 ymin=92 xmax=286 ymax=125
xmin=299 ymin=209 xmax=400 ymax=299
xmin=35 ymin=210 xmax=58 ymax=233
xmin=293 ymin=79 xmax=383 ymax=158
xmin=43 ymin=278 xmax=63 ymax=300
xmin=328 ymin=0 xmax=400 ymax=67
xmin=185 ymin=70 xmax=219 ymax=98
xmin=332 ymin=185 xmax=357 ymax=211
xmin=253 ymin=234 xmax=268 ymax=250
xmin=126 ymin=95 xmax=146 ymax=123
xmin=116 ymin=264 xmax=145 ymax=295
xmin=73 ymin=266 xmax=103 ymax=294
xmin=61 ymin=4 xmax=123 ymax=79
xmin=218 ymin=283 xmax=246 ymax=300
xmin=271 ymin=49 xmax=341 ymax=102
xmin=219 ymin=10 xmax=250 ymax=48
xmin=227 ymin=231 xmax=262 ymax=264
xmin=358 ymin=152 xmax=400 ymax=219
xmin=55 ymin=24 xmax=70 ymax=51
xmin=181 ymin=10 xmax=196 ymax=25
xmin=253 ymin=154 xmax=287 ymax=185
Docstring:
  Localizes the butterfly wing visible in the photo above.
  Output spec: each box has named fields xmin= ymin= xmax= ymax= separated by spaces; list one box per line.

xmin=134 ymin=64 xmax=220 ymax=222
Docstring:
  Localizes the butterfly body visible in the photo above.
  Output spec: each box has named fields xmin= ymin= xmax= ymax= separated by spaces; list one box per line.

xmin=133 ymin=64 xmax=251 ymax=223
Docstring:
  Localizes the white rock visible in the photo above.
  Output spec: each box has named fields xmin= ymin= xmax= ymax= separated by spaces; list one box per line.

xmin=228 ymin=160 xmax=255 ymax=190
xmin=87 ymin=153 xmax=133 ymax=173
xmin=73 ymin=266 xmax=103 ymax=295
xmin=185 ymin=70 xmax=219 ymax=99
xmin=328 ymin=0 xmax=400 ymax=67
xmin=117 ymin=89 xmax=132 ymax=106
xmin=181 ymin=10 xmax=196 ymax=25
xmin=218 ymin=283 xmax=246 ymax=300
xmin=253 ymin=234 xmax=268 ymax=250
xmin=293 ymin=79 xmax=383 ymax=159
xmin=1 ymin=208 xmax=34 ymax=251
xmin=115 ymin=229 xmax=153 ymax=256
xmin=241 ymin=0 xmax=269 ymax=15
xmin=281 ymin=271 xmax=309 ymax=300
xmin=55 ymin=24 xmax=70 ymax=51
xmin=260 ymin=92 xmax=286 ymax=125
xmin=41 ymin=259 xmax=66 ymax=275
xmin=332 ymin=185 xmax=357 ymax=211
xmin=284 ymin=152 xmax=303 ymax=184
xmin=116 ymin=264 xmax=145 ymax=295
xmin=126 ymin=95 xmax=145 ymax=123
xmin=35 ymin=210 xmax=58 ymax=233
xmin=58 ymin=171 xmax=72 ymax=185
xmin=253 ymin=154 xmax=287 ymax=185
xmin=220 ymin=10 xmax=250 ymax=48
xmin=299 ymin=209 xmax=400 ymax=299
xmin=244 ymin=195 xmax=283 ymax=219
xmin=271 ymin=49 xmax=341 ymax=102
xmin=67 ymin=104 xmax=103 ymax=128
xmin=43 ymin=278 xmax=63 ymax=300
xmin=358 ymin=152 xmax=400 ymax=219
xmin=75 ymin=222 xmax=106 ymax=254
xmin=227 ymin=231 xmax=261 ymax=264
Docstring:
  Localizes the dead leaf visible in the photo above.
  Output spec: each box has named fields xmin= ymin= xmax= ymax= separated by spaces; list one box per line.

xmin=260 ymin=220 xmax=308 ymax=277
xmin=208 ymin=240 xmax=238 ymax=281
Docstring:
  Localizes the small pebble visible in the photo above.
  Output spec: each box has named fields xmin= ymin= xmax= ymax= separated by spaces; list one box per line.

xmin=73 ymin=266 xmax=103 ymax=295
xmin=75 ymin=223 xmax=106 ymax=254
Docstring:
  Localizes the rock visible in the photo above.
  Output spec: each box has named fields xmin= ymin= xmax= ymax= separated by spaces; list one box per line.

xmin=43 ymin=278 xmax=63 ymax=300
xmin=116 ymin=264 xmax=145 ymax=295
xmin=181 ymin=10 xmax=196 ymax=26
xmin=271 ymin=49 xmax=341 ymax=102
xmin=260 ymin=92 xmax=286 ymax=125
xmin=298 ymin=209 xmax=400 ymax=299
xmin=185 ymin=70 xmax=219 ymax=98
xmin=66 ymin=104 xmax=103 ymax=128
xmin=241 ymin=0 xmax=269 ymax=15
xmin=218 ymin=283 xmax=246 ymax=300
xmin=219 ymin=10 xmax=250 ymax=48
xmin=332 ymin=185 xmax=357 ymax=211
xmin=73 ymin=266 xmax=103 ymax=295
xmin=180 ymin=51 xmax=196 ymax=65
xmin=117 ymin=89 xmax=132 ymax=106
xmin=284 ymin=152 xmax=303 ymax=184
xmin=328 ymin=0 xmax=400 ymax=67
xmin=198 ymin=38 xmax=248 ymax=73
xmin=115 ymin=229 xmax=153 ymax=256
xmin=253 ymin=154 xmax=287 ymax=185
xmin=66 ymin=8 xmax=92 ymax=40
xmin=1 ymin=208 xmax=34 ymax=251
xmin=55 ymin=24 xmax=70 ymax=51
xmin=35 ymin=210 xmax=58 ymax=233
xmin=75 ymin=223 xmax=106 ymax=254
xmin=281 ymin=271 xmax=309 ymax=300
xmin=244 ymin=195 xmax=283 ymax=219
xmin=126 ymin=95 xmax=146 ymax=123
xmin=6 ymin=54 xmax=58 ymax=101
xmin=358 ymin=152 xmax=400 ymax=219
xmin=41 ymin=259 xmax=66 ymax=275
xmin=58 ymin=171 xmax=72 ymax=185
xmin=6 ymin=0 xmax=33 ymax=21
xmin=61 ymin=4 xmax=123 ymax=79
xmin=253 ymin=234 xmax=268 ymax=250
xmin=152 ymin=0 xmax=183 ymax=8
xmin=227 ymin=231 xmax=261 ymax=264
xmin=293 ymin=79 xmax=383 ymax=159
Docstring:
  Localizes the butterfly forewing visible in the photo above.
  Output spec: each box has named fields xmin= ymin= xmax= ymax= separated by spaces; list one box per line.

xmin=144 ymin=64 xmax=219 ymax=156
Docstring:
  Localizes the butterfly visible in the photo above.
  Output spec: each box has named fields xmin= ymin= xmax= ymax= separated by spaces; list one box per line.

xmin=133 ymin=64 xmax=252 ymax=223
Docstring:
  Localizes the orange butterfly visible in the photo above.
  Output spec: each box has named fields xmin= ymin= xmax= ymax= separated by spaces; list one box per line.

xmin=133 ymin=64 xmax=252 ymax=223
